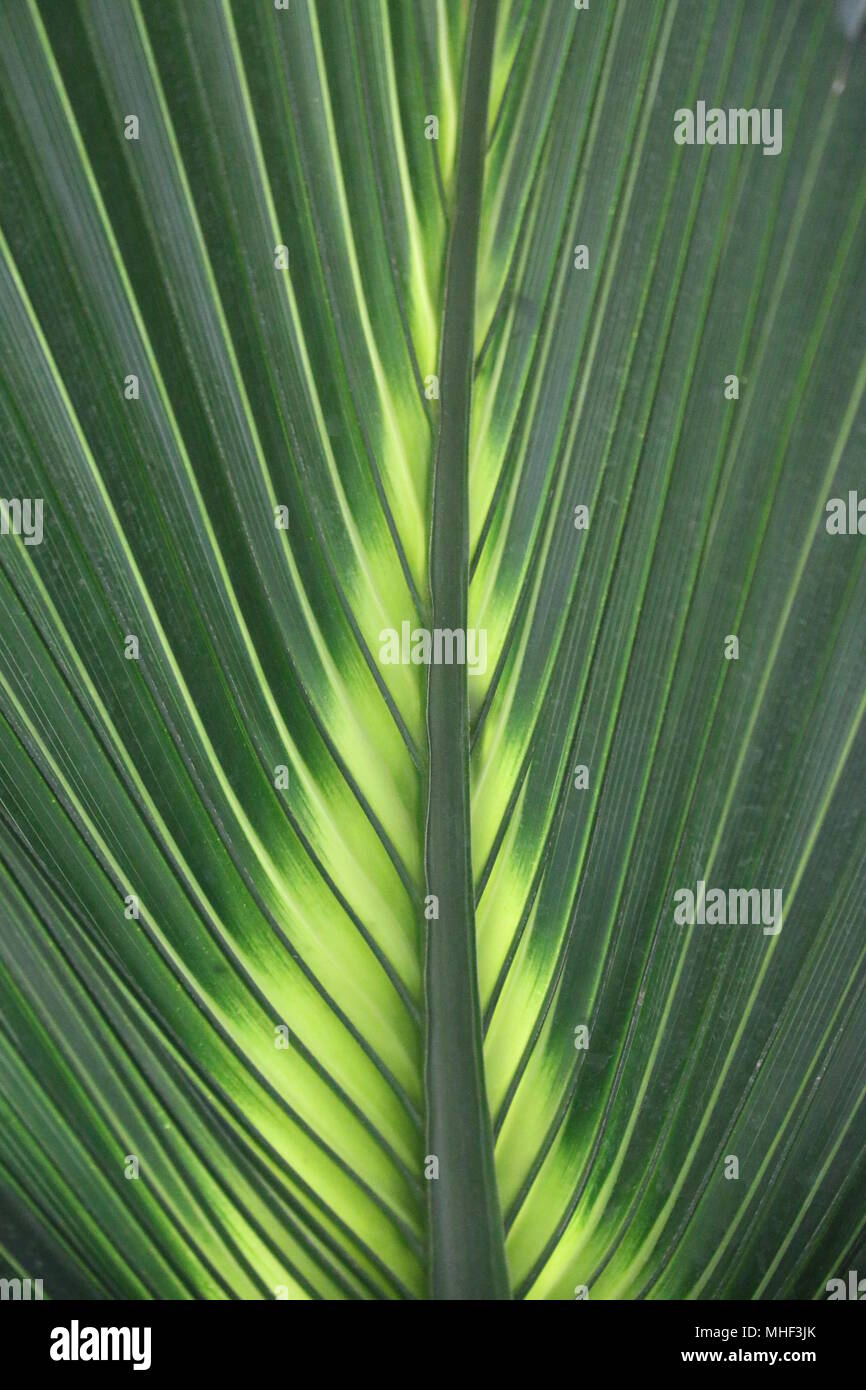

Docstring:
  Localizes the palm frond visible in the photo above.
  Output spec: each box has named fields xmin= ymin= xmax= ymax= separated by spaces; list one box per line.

xmin=0 ymin=0 xmax=864 ymax=1300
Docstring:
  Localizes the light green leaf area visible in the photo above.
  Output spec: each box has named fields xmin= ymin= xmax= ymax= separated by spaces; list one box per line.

xmin=0 ymin=0 xmax=864 ymax=1300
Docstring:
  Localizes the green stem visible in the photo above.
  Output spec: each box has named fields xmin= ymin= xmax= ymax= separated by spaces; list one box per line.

xmin=423 ymin=0 xmax=509 ymax=1301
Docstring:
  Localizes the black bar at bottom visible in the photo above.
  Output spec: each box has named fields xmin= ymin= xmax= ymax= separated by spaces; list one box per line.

xmin=2 ymin=1296 xmax=862 ymax=1376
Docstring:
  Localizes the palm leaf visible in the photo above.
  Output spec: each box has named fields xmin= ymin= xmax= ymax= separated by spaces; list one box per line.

xmin=1 ymin=0 xmax=865 ymax=1301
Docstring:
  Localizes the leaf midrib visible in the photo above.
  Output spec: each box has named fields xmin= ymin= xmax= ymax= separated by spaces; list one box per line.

xmin=423 ymin=0 xmax=509 ymax=1301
